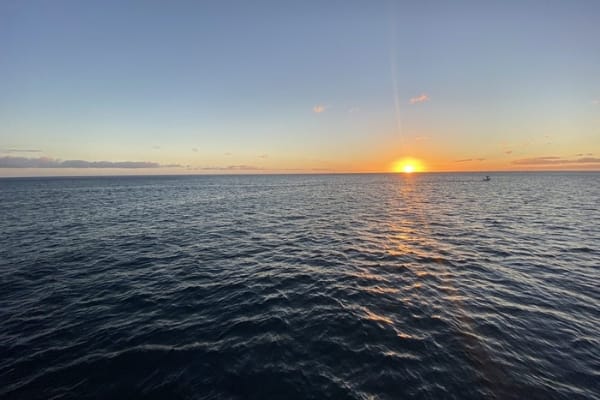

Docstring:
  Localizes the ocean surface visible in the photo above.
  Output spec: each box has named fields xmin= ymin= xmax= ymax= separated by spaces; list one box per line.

xmin=1 ymin=173 xmax=599 ymax=400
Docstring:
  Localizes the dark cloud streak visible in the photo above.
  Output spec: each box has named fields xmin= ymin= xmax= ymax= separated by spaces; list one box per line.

xmin=2 ymin=149 xmax=42 ymax=153
xmin=0 ymin=156 xmax=179 ymax=169
xmin=455 ymin=158 xmax=485 ymax=163
xmin=512 ymin=156 xmax=600 ymax=165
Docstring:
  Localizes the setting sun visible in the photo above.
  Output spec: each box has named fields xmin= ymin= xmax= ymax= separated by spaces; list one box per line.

xmin=392 ymin=158 xmax=425 ymax=173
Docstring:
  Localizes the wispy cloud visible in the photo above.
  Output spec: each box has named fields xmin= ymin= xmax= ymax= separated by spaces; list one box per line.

xmin=196 ymin=165 xmax=264 ymax=171
xmin=313 ymin=104 xmax=326 ymax=113
xmin=0 ymin=156 xmax=180 ymax=169
xmin=512 ymin=156 xmax=600 ymax=165
xmin=1 ymin=148 xmax=42 ymax=154
xmin=505 ymin=150 xmax=513 ymax=155
xmin=258 ymin=154 xmax=268 ymax=159
xmin=409 ymin=94 xmax=430 ymax=104
xmin=454 ymin=158 xmax=485 ymax=163
xmin=188 ymin=165 xmax=337 ymax=173
xmin=279 ymin=167 xmax=337 ymax=172
xmin=192 ymin=148 xmax=198 ymax=152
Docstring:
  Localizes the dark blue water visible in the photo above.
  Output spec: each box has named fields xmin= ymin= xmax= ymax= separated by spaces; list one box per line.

xmin=1 ymin=173 xmax=599 ymax=399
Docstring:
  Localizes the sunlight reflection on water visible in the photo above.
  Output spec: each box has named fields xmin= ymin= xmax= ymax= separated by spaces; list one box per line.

xmin=1 ymin=173 xmax=598 ymax=399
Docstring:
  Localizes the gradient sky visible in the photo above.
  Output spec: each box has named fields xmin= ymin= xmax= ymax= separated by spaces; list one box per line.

xmin=1 ymin=0 xmax=599 ymax=176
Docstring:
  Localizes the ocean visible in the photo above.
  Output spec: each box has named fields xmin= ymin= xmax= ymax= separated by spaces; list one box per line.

xmin=1 ymin=173 xmax=598 ymax=399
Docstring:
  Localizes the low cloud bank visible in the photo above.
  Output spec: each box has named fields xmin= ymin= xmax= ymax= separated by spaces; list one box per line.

xmin=0 ymin=156 xmax=179 ymax=169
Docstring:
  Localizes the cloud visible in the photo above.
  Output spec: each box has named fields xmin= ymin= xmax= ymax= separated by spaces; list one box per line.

xmin=189 ymin=165 xmax=337 ymax=173
xmin=196 ymin=165 xmax=264 ymax=171
xmin=576 ymin=157 xmax=600 ymax=163
xmin=455 ymin=158 xmax=485 ymax=163
xmin=505 ymin=150 xmax=513 ymax=155
xmin=258 ymin=154 xmax=268 ymax=159
xmin=409 ymin=94 xmax=430 ymax=104
xmin=1 ymin=149 xmax=42 ymax=153
xmin=192 ymin=148 xmax=198 ymax=152
xmin=277 ymin=167 xmax=337 ymax=172
xmin=0 ymin=156 xmax=180 ymax=169
xmin=512 ymin=156 xmax=600 ymax=165
xmin=313 ymin=104 xmax=326 ymax=113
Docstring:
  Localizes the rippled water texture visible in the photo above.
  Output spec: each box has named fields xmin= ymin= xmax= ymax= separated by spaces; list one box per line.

xmin=1 ymin=173 xmax=599 ymax=399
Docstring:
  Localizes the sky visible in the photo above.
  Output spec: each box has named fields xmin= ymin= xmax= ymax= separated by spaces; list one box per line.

xmin=1 ymin=0 xmax=599 ymax=176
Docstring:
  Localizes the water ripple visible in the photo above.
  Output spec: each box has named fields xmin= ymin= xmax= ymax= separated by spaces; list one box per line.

xmin=1 ymin=173 xmax=599 ymax=399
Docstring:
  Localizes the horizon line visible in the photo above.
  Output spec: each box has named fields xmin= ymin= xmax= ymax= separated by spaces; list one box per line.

xmin=1 ymin=170 xmax=599 ymax=179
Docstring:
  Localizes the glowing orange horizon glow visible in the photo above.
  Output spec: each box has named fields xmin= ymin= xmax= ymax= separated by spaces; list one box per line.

xmin=392 ymin=158 xmax=425 ymax=173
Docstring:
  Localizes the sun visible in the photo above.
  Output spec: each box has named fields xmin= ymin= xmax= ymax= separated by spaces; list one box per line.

xmin=392 ymin=158 xmax=424 ymax=173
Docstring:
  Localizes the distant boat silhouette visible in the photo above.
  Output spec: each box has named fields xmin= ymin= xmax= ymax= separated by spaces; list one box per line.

xmin=483 ymin=175 xmax=491 ymax=181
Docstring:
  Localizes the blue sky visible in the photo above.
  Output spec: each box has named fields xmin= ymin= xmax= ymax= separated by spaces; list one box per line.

xmin=1 ymin=0 xmax=599 ymax=175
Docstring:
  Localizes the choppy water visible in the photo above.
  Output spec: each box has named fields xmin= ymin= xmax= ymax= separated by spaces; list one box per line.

xmin=1 ymin=173 xmax=599 ymax=399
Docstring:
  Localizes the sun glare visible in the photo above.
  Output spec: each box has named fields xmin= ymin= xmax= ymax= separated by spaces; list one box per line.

xmin=392 ymin=158 xmax=424 ymax=173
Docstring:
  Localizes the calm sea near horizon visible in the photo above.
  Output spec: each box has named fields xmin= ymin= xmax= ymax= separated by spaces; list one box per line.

xmin=1 ymin=172 xmax=598 ymax=399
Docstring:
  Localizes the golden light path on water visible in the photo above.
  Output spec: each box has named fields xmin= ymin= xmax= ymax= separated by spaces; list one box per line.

xmin=376 ymin=174 xmax=509 ymax=392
